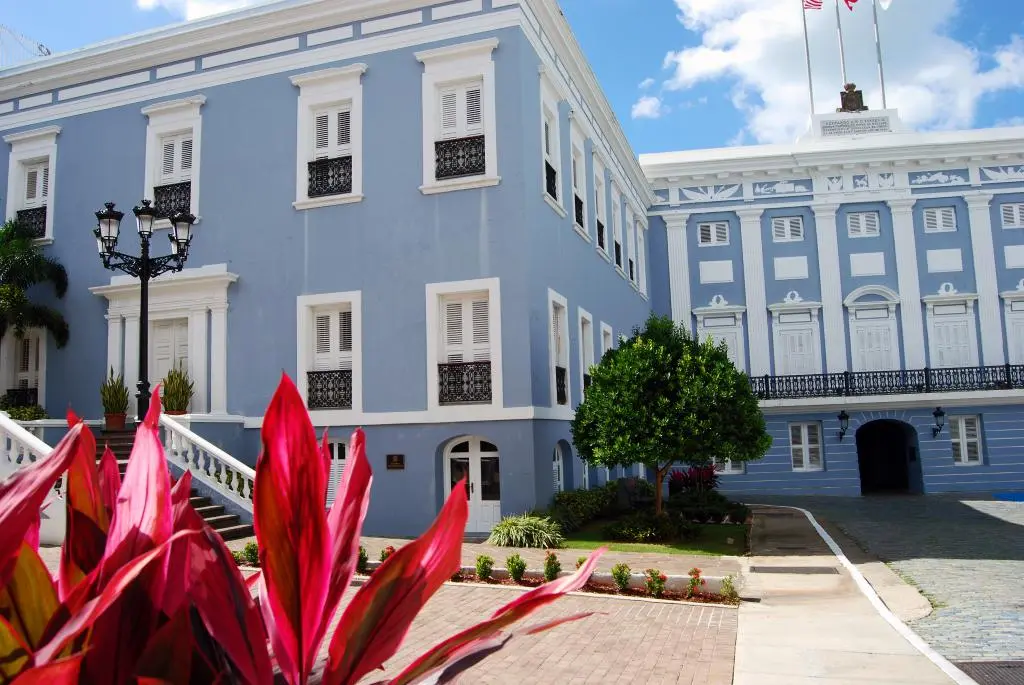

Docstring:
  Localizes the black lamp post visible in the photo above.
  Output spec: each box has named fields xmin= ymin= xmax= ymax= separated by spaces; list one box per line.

xmin=94 ymin=200 xmax=195 ymax=420
xmin=932 ymin=407 xmax=946 ymax=438
xmin=837 ymin=410 xmax=850 ymax=441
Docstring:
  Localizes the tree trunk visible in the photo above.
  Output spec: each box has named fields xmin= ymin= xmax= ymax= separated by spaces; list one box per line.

xmin=654 ymin=466 xmax=665 ymax=516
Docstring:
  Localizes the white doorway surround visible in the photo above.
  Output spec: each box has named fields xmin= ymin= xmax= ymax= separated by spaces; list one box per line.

xmin=844 ymin=285 xmax=901 ymax=372
xmin=922 ymin=283 xmax=979 ymax=369
xmin=694 ymin=295 xmax=747 ymax=371
xmin=90 ymin=264 xmax=238 ymax=415
xmin=444 ymin=436 xmax=501 ymax=533
xmin=769 ymin=291 xmax=823 ymax=376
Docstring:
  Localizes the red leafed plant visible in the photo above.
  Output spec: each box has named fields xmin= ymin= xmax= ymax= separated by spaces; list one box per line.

xmin=0 ymin=374 xmax=604 ymax=684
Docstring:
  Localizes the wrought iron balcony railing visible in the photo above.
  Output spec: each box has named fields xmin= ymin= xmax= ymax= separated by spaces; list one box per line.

xmin=750 ymin=364 xmax=1024 ymax=400
xmin=16 ymin=207 xmax=46 ymax=239
xmin=153 ymin=181 xmax=192 ymax=218
xmin=306 ymin=370 xmax=353 ymax=410
xmin=545 ymin=162 xmax=558 ymax=200
xmin=574 ymin=195 xmax=585 ymax=227
xmin=596 ymin=220 xmax=606 ymax=249
xmin=435 ymin=135 xmax=486 ymax=180
xmin=555 ymin=365 xmax=568 ymax=405
xmin=438 ymin=361 xmax=492 ymax=405
xmin=308 ymin=156 xmax=353 ymax=197
xmin=5 ymin=387 xmax=38 ymax=407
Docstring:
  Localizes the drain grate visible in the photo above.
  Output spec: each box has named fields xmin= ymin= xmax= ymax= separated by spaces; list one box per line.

xmin=955 ymin=661 xmax=1024 ymax=685
xmin=750 ymin=566 xmax=839 ymax=575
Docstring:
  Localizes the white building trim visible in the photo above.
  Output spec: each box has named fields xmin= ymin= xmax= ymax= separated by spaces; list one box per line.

xmin=142 ymin=95 xmax=205 ymax=228
xmin=547 ymin=288 xmax=571 ymax=415
xmin=844 ymin=284 xmax=901 ymax=372
xmin=90 ymin=263 xmax=237 ymax=415
xmin=577 ymin=306 xmax=594 ymax=402
xmin=965 ymin=191 xmax=1004 ymax=365
xmin=811 ymin=203 xmax=846 ymax=372
xmin=4 ymin=125 xmax=60 ymax=242
xmin=296 ymin=290 xmax=363 ymax=416
xmin=693 ymin=295 xmax=746 ymax=372
xmin=768 ymin=291 xmax=823 ymax=376
xmin=887 ymin=198 xmax=926 ymax=368
xmin=737 ymin=207 xmax=769 ymax=374
xmin=1000 ymin=278 xmax=1024 ymax=364
xmin=922 ymin=283 xmax=979 ymax=369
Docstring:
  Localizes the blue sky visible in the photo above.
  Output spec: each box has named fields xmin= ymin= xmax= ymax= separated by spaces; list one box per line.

xmin=4 ymin=0 xmax=1023 ymax=152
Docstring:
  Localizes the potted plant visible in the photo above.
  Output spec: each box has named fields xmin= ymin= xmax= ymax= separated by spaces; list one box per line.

xmin=162 ymin=363 xmax=194 ymax=415
xmin=99 ymin=366 xmax=130 ymax=431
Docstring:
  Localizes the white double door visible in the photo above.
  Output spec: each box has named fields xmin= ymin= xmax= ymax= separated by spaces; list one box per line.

xmin=446 ymin=437 xmax=501 ymax=533
xmin=151 ymin=318 xmax=189 ymax=385
xmin=850 ymin=310 xmax=900 ymax=372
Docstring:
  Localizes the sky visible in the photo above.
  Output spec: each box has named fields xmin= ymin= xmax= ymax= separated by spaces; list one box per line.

xmin=3 ymin=0 xmax=1023 ymax=153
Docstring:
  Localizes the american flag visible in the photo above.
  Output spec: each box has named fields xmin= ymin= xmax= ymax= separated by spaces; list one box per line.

xmin=803 ymin=0 xmax=822 ymax=9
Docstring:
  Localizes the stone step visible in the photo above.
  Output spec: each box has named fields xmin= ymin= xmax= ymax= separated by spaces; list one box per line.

xmin=193 ymin=504 xmax=225 ymax=518
xmin=202 ymin=514 xmax=241 ymax=529
xmin=189 ymin=495 xmax=212 ymax=508
xmin=216 ymin=524 xmax=255 ymax=541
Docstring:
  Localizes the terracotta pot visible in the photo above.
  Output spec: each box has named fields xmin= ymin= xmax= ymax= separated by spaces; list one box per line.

xmin=165 ymin=410 xmax=187 ymax=416
xmin=104 ymin=413 xmax=127 ymax=431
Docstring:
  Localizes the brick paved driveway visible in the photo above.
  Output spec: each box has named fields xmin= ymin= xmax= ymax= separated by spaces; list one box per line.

xmin=751 ymin=494 xmax=1024 ymax=663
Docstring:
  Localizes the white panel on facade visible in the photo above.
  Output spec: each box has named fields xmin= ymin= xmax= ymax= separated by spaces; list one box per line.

xmin=776 ymin=326 xmax=820 ymax=375
xmin=931 ymin=317 xmax=973 ymax=368
xmin=699 ymin=260 xmax=734 ymax=284
xmin=850 ymin=252 xmax=886 ymax=277
xmin=702 ymin=316 xmax=736 ymax=328
xmin=856 ymin=307 xmax=891 ymax=320
xmin=851 ymin=317 xmax=899 ymax=371
xmin=933 ymin=303 xmax=967 ymax=315
xmin=926 ymin=249 xmax=963 ymax=273
xmin=779 ymin=312 xmax=812 ymax=324
xmin=774 ymin=256 xmax=808 ymax=281
xmin=1005 ymin=245 xmax=1024 ymax=269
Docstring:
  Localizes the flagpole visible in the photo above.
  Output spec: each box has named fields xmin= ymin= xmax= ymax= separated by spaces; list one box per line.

xmin=871 ymin=0 xmax=889 ymax=108
xmin=834 ymin=0 xmax=849 ymax=85
xmin=801 ymin=1 xmax=816 ymax=117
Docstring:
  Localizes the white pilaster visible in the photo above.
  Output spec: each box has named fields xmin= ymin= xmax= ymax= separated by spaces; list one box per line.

xmin=737 ymin=207 xmax=770 ymax=375
xmin=888 ymin=198 xmax=926 ymax=368
xmin=122 ymin=315 xmax=140 ymax=416
xmin=188 ymin=309 xmax=209 ymax=413
xmin=965 ymin=192 xmax=1004 ymax=365
xmin=812 ymin=203 xmax=848 ymax=372
xmin=665 ymin=213 xmax=692 ymax=334
xmin=105 ymin=315 xmax=123 ymax=378
xmin=209 ymin=304 xmax=228 ymax=413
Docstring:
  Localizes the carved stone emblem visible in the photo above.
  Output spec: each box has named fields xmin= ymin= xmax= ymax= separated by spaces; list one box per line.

xmin=838 ymin=83 xmax=868 ymax=113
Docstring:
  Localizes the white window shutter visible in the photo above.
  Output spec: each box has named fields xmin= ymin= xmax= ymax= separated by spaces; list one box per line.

xmin=325 ymin=443 xmax=346 ymax=506
xmin=465 ymin=86 xmax=483 ymax=132
xmin=313 ymin=314 xmax=334 ymax=370
xmin=965 ymin=418 xmax=980 ymax=462
xmin=470 ymin=298 xmax=489 ymax=361
xmin=161 ymin=140 xmax=176 ymax=180
xmin=552 ymin=306 xmax=563 ymax=363
xmin=790 ymin=424 xmax=804 ymax=468
xmin=772 ymin=217 xmax=787 ymax=241
xmin=848 ymin=213 xmax=861 ymax=236
xmin=790 ymin=217 xmax=803 ymax=239
xmin=337 ymin=110 xmax=351 ymax=148
xmin=180 ymin=138 xmax=193 ymax=172
xmin=440 ymin=90 xmax=458 ymax=138
xmin=338 ymin=310 xmax=353 ymax=352
xmin=865 ymin=212 xmax=879 ymax=235
xmin=699 ymin=223 xmax=711 ymax=244
xmin=314 ymin=113 xmax=330 ymax=156
xmin=40 ymin=166 xmax=49 ymax=199
xmin=25 ymin=169 xmax=38 ymax=202
xmin=924 ymin=208 xmax=939 ymax=232
xmin=443 ymin=300 xmax=464 ymax=362
xmin=1001 ymin=203 xmax=1024 ymax=229
xmin=716 ymin=222 xmax=728 ymax=243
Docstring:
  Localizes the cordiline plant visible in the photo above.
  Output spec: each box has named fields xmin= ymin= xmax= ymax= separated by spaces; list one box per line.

xmin=0 ymin=374 xmax=604 ymax=684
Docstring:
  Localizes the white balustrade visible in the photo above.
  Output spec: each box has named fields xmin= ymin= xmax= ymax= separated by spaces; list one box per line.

xmin=0 ymin=412 xmax=65 ymax=545
xmin=159 ymin=415 xmax=254 ymax=513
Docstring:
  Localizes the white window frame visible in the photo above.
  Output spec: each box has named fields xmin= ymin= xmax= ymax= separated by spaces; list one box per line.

xmin=297 ymin=291 xmax=363 ymax=417
xmin=611 ymin=185 xmax=624 ymax=271
xmin=626 ymin=211 xmax=638 ymax=286
xmin=425 ymin=278 xmax=503 ymax=413
xmin=923 ymin=206 xmax=957 ymax=233
xmin=697 ymin=221 xmax=730 ymax=247
xmin=548 ymin=289 xmax=570 ymax=408
xmin=570 ymin=127 xmax=587 ymax=236
xmin=847 ymin=211 xmax=881 ymax=238
xmin=769 ymin=293 xmax=823 ymax=376
xmin=1000 ymin=202 xmax=1024 ymax=229
xmin=844 ymin=285 xmax=902 ymax=372
xmin=949 ymin=415 xmax=982 ymax=466
xmin=290 ymin=64 xmax=366 ymax=210
xmin=0 ymin=329 xmax=47 ymax=408
xmin=416 ymin=39 xmax=499 ymax=195
xmin=636 ymin=223 xmax=648 ymax=296
xmin=923 ymin=284 xmax=979 ymax=369
xmin=142 ymin=96 xmax=204 ymax=229
xmin=1001 ymin=280 xmax=1024 ymax=364
xmin=325 ymin=438 xmax=347 ymax=506
xmin=577 ymin=307 xmax=594 ymax=400
xmin=4 ymin=126 xmax=60 ymax=242
xmin=694 ymin=295 xmax=747 ymax=372
xmin=600 ymin=322 xmax=614 ymax=356
xmin=771 ymin=216 xmax=804 ymax=243
xmin=789 ymin=422 xmax=824 ymax=472
xmin=540 ymin=72 xmax=564 ymax=216
xmin=594 ymin=158 xmax=608 ymax=257
xmin=715 ymin=458 xmax=745 ymax=475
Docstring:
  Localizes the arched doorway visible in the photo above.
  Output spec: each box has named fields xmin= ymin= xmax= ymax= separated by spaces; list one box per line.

xmin=552 ymin=445 xmax=565 ymax=494
xmin=855 ymin=420 xmax=923 ymax=495
xmin=444 ymin=437 xmax=501 ymax=533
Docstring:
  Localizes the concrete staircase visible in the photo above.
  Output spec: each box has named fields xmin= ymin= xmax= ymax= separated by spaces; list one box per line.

xmin=97 ymin=428 xmax=254 ymax=540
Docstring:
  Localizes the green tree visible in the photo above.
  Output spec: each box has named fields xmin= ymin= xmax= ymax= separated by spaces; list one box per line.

xmin=0 ymin=218 xmax=69 ymax=349
xmin=571 ymin=314 xmax=770 ymax=515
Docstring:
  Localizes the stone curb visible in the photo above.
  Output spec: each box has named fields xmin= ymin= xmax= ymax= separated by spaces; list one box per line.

xmin=442 ymin=576 xmax=739 ymax=607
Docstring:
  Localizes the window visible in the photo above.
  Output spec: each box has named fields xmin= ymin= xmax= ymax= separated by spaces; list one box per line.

xmin=4 ymin=125 xmax=60 ymax=241
xmin=4 ymin=331 xmax=44 ymax=408
xmin=611 ymin=186 xmax=623 ymax=269
xmin=695 ymin=296 xmax=746 ymax=372
xmin=923 ymin=207 xmax=957 ymax=233
xmin=1001 ymin=202 xmax=1024 ymax=229
xmin=633 ymin=463 xmax=646 ymax=480
xmin=790 ymin=423 xmax=823 ymax=472
xmin=636 ymin=226 xmax=648 ymax=295
xmin=847 ymin=211 xmax=880 ymax=237
xmin=325 ymin=440 xmax=347 ymax=506
xmin=772 ymin=216 xmax=804 ymax=242
xmin=594 ymin=160 xmax=607 ymax=252
xmin=553 ymin=448 xmax=564 ymax=493
xmin=142 ymin=96 xmax=203 ymax=226
xmin=571 ymin=144 xmax=586 ymax=229
xmin=715 ymin=458 xmax=745 ymax=475
xmin=439 ymin=291 xmax=493 ymax=406
xmin=924 ymin=287 xmax=979 ymax=369
xmin=626 ymin=211 xmax=637 ymax=283
xmin=949 ymin=416 xmax=982 ymax=465
xmin=297 ymin=291 xmax=362 ymax=414
xmin=578 ymin=309 xmax=594 ymax=397
xmin=549 ymin=290 xmax=569 ymax=407
xmin=291 ymin=64 xmax=366 ymax=209
xmin=601 ymin=323 xmax=613 ymax=356
xmin=543 ymin=108 xmax=559 ymax=202
xmin=770 ymin=297 xmax=822 ymax=376
xmin=698 ymin=221 xmax=729 ymax=246
xmin=416 ymin=39 xmax=499 ymax=194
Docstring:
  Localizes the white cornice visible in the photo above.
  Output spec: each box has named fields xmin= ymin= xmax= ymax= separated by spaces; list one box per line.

xmin=3 ymin=125 xmax=61 ymax=145
xmin=289 ymin=63 xmax=368 ymax=87
xmin=140 ymin=95 xmax=207 ymax=118
xmin=414 ymin=37 xmax=498 ymax=63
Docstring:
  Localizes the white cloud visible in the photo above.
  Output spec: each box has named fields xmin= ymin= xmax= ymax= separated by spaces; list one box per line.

xmin=662 ymin=0 xmax=1024 ymax=144
xmin=638 ymin=77 xmax=656 ymax=90
xmin=136 ymin=0 xmax=259 ymax=21
xmin=632 ymin=95 xmax=668 ymax=119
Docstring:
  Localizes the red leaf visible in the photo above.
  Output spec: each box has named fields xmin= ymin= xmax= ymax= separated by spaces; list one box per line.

xmin=253 ymin=374 xmax=331 ymax=685
xmin=0 ymin=614 xmax=32 ymax=680
xmin=134 ymin=608 xmax=193 ymax=685
xmin=0 ymin=424 xmax=85 ymax=586
xmin=59 ymin=414 xmax=108 ymax=600
xmin=0 ymin=542 xmax=59 ymax=651
xmin=64 ymin=409 xmax=81 ymax=429
xmin=23 ymin=513 xmax=39 ymax=552
xmin=323 ymin=480 xmax=468 ymax=685
xmin=10 ymin=653 xmax=84 ymax=684
xmin=97 ymin=446 xmax=121 ymax=518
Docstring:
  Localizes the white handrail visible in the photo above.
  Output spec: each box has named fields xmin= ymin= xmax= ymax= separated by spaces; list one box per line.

xmin=0 ymin=411 xmax=65 ymax=545
xmin=159 ymin=414 xmax=254 ymax=513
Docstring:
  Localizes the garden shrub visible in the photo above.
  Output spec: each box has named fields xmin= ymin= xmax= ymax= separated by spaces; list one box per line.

xmin=357 ymin=546 xmax=369 ymax=575
xmin=243 ymin=541 xmax=259 ymax=567
xmin=1 ymin=404 xmax=47 ymax=421
xmin=475 ymin=555 xmax=495 ymax=581
xmin=506 ymin=553 xmax=527 ymax=582
xmin=380 ymin=545 xmax=396 ymax=562
xmin=685 ymin=567 xmax=707 ymax=598
xmin=644 ymin=568 xmax=667 ymax=598
xmin=543 ymin=551 xmax=562 ymax=582
xmin=549 ymin=484 xmax=617 ymax=533
xmin=720 ymin=574 xmax=739 ymax=601
xmin=611 ymin=563 xmax=631 ymax=591
xmin=727 ymin=503 xmax=751 ymax=523
xmin=575 ymin=556 xmax=588 ymax=569
xmin=487 ymin=514 xmax=565 ymax=548
xmin=603 ymin=511 xmax=692 ymax=543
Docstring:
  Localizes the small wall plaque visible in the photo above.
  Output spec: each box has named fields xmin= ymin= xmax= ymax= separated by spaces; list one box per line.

xmin=386 ymin=454 xmax=405 ymax=470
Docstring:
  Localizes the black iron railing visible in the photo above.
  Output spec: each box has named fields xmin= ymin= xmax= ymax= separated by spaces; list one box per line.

xmin=545 ymin=162 xmax=558 ymax=200
xmin=308 ymin=156 xmax=353 ymax=197
xmin=153 ymin=181 xmax=191 ymax=218
xmin=16 ymin=207 xmax=46 ymax=239
xmin=574 ymin=195 xmax=584 ymax=227
xmin=750 ymin=364 xmax=1024 ymax=400
xmin=5 ymin=387 xmax=38 ymax=407
xmin=438 ymin=361 xmax=492 ymax=405
xmin=555 ymin=365 xmax=568 ymax=405
xmin=435 ymin=135 xmax=486 ymax=180
xmin=306 ymin=370 xmax=353 ymax=410
xmin=597 ymin=220 xmax=606 ymax=249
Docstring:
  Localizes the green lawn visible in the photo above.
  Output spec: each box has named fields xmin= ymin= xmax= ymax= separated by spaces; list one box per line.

xmin=563 ymin=521 xmax=747 ymax=556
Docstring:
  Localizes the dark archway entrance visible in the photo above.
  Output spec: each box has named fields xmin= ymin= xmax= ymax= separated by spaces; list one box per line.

xmin=855 ymin=420 xmax=923 ymax=495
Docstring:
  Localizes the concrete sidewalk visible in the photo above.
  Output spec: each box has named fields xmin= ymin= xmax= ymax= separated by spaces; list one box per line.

xmin=733 ymin=507 xmax=962 ymax=685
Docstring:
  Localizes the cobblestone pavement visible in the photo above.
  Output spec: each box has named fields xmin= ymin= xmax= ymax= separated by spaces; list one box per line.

xmin=751 ymin=494 xmax=1024 ymax=663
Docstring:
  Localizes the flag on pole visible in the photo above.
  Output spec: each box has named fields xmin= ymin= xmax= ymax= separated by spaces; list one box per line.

xmin=879 ymin=0 xmax=893 ymax=8
xmin=804 ymin=0 xmax=823 ymax=8
xmin=845 ymin=0 xmax=859 ymax=8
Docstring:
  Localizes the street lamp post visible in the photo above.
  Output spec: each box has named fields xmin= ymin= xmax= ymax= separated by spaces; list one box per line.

xmin=94 ymin=200 xmax=195 ymax=420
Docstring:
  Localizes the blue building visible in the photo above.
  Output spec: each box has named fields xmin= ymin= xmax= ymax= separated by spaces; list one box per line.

xmin=1 ymin=0 xmax=1022 ymax=536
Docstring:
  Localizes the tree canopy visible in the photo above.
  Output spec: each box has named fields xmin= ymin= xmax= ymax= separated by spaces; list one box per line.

xmin=571 ymin=314 xmax=770 ymax=514
xmin=0 ymin=218 xmax=69 ymax=347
